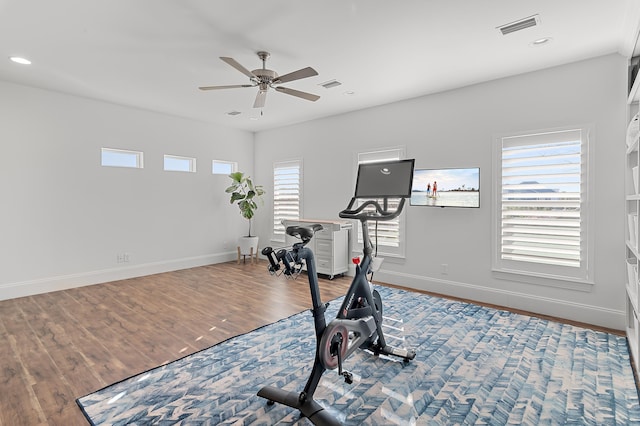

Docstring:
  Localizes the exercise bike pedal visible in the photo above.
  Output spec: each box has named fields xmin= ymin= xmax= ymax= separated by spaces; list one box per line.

xmin=342 ymin=371 xmax=353 ymax=384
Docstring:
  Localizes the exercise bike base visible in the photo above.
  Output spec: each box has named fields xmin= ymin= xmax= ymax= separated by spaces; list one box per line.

xmin=257 ymin=386 xmax=341 ymax=426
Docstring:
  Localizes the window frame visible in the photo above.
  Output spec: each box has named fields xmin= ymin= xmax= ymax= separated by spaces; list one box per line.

xmin=101 ymin=148 xmax=144 ymax=169
xmin=164 ymin=154 xmax=196 ymax=173
xmin=212 ymin=160 xmax=237 ymax=175
xmin=272 ymin=159 xmax=303 ymax=242
xmin=491 ymin=125 xmax=595 ymax=290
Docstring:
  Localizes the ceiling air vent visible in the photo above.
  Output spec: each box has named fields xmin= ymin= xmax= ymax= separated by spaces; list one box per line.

xmin=497 ymin=14 xmax=540 ymax=35
xmin=319 ymin=79 xmax=342 ymax=89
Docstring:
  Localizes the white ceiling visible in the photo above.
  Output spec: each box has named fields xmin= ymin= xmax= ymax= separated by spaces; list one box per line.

xmin=1 ymin=0 xmax=639 ymax=133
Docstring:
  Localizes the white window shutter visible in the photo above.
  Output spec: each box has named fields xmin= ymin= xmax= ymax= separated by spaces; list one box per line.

xmin=273 ymin=160 xmax=302 ymax=238
xmin=500 ymin=129 xmax=582 ymax=267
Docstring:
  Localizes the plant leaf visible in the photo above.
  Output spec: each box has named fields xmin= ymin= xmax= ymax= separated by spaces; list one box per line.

xmin=230 ymin=192 xmax=244 ymax=203
xmin=229 ymin=172 xmax=244 ymax=183
xmin=227 ymin=172 xmax=264 ymax=223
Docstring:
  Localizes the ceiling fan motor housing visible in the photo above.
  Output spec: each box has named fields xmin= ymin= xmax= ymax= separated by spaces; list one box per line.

xmin=252 ymin=68 xmax=278 ymax=85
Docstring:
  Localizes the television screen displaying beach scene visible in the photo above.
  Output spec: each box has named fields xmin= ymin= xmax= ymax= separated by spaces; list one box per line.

xmin=411 ymin=167 xmax=480 ymax=208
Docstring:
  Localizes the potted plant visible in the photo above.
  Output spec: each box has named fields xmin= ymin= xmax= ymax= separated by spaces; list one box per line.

xmin=226 ymin=172 xmax=265 ymax=262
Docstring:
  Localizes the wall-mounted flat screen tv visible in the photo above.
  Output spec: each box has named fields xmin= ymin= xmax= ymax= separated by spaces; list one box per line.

xmin=411 ymin=167 xmax=480 ymax=208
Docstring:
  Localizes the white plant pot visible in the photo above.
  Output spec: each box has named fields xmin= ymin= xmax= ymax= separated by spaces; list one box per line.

xmin=238 ymin=236 xmax=259 ymax=255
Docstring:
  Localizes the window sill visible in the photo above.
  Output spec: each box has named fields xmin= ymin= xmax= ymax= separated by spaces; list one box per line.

xmin=492 ymin=268 xmax=594 ymax=292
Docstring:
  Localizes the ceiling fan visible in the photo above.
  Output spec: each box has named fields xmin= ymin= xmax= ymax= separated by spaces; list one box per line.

xmin=199 ymin=51 xmax=320 ymax=108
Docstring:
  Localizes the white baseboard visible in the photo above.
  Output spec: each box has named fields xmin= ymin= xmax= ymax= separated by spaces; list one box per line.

xmin=374 ymin=270 xmax=626 ymax=331
xmin=4 ymin=259 xmax=625 ymax=330
xmin=0 ymin=251 xmax=237 ymax=301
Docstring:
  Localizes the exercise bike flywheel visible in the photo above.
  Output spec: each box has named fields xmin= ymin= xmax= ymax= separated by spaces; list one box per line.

xmin=319 ymin=323 xmax=349 ymax=370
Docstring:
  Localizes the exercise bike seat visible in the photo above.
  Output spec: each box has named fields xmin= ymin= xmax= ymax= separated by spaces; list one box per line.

xmin=286 ymin=224 xmax=323 ymax=244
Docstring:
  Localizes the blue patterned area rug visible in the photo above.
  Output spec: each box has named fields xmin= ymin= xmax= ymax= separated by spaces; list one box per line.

xmin=77 ymin=286 xmax=640 ymax=425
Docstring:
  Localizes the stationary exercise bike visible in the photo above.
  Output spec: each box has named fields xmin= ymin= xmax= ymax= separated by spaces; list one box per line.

xmin=257 ymin=159 xmax=417 ymax=425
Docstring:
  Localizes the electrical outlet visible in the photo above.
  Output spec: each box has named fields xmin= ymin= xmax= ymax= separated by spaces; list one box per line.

xmin=116 ymin=253 xmax=124 ymax=263
xmin=441 ymin=263 xmax=448 ymax=275
xmin=124 ymin=252 xmax=130 ymax=263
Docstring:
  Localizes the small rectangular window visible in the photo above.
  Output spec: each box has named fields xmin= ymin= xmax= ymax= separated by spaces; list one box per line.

xmin=164 ymin=155 xmax=196 ymax=172
xmin=101 ymin=148 xmax=143 ymax=168
xmin=213 ymin=160 xmax=237 ymax=175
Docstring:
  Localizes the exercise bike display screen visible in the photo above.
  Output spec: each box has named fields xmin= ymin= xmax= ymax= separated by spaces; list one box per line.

xmin=354 ymin=159 xmax=415 ymax=198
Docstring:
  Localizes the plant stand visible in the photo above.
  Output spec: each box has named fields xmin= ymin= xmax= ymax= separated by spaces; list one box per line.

xmin=237 ymin=236 xmax=259 ymax=265
xmin=237 ymin=246 xmax=258 ymax=264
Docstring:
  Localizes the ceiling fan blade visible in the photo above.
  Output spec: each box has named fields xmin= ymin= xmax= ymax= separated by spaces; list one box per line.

xmin=253 ymin=90 xmax=267 ymax=108
xmin=275 ymin=86 xmax=320 ymax=102
xmin=220 ymin=57 xmax=257 ymax=79
xmin=275 ymin=67 xmax=318 ymax=84
xmin=199 ymin=84 xmax=254 ymax=91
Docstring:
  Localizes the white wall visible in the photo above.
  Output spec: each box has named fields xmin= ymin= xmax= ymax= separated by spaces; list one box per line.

xmin=254 ymin=53 xmax=627 ymax=329
xmin=1 ymin=54 xmax=628 ymax=329
xmin=0 ymin=81 xmax=254 ymax=299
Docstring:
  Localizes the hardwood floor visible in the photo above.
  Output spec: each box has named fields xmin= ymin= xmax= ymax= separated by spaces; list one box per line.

xmin=0 ymin=261 xmax=624 ymax=425
xmin=0 ymin=261 xmax=352 ymax=426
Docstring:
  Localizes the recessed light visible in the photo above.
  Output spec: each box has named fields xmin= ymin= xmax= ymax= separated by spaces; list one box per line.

xmin=9 ymin=56 xmax=32 ymax=65
xmin=343 ymin=91 xmax=355 ymax=96
xmin=531 ymin=37 xmax=553 ymax=46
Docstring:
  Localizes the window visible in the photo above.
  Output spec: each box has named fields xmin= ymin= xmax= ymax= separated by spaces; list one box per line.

xmin=164 ymin=155 xmax=196 ymax=172
xmin=101 ymin=148 xmax=143 ymax=168
xmin=273 ymin=160 xmax=302 ymax=240
xmin=493 ymin=127 xmax=593 ymax=286
xmin=212 ymin=160 xmax=237 ymax=175
xmin=356 ymin=147 xmax=407 ymax=258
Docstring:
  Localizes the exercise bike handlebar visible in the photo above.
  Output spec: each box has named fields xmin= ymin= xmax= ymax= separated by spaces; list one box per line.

xmin=338 ymin=197 xmax=406 ymax=222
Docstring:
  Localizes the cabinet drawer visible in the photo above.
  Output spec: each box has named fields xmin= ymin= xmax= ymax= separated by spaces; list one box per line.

xmin=315 ymin=240 xmax=333 ymax=255
xmin=315 ymin=253 xmax=331 ymax=263
xmin=316 ymin=259 xmax=330 ymax=273
xmin=314 ymin=227 xmax=334 ymax=240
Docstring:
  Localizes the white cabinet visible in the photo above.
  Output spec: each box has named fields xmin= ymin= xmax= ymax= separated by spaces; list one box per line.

xmin=626 ymin=67 xmax=640 ymax=375
xmin=283 ymin=219 xmax=351 ymax=279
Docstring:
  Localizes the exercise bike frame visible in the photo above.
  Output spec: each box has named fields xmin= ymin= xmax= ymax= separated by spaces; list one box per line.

xmin=257 ymin=197 xmax=415 ymax=425
xmin=258 ymin=244 xmax=342 ymax=425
